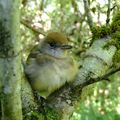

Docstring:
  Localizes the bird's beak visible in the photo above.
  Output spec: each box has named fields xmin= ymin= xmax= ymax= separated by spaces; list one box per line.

xmin=59 ymin=45 xmax=73 ymax=49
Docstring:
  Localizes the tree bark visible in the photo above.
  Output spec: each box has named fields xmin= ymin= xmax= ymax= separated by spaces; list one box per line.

xmin=0 ymin=0 xmax=22 ymax=120
xmin=39 ymin=37 xmax=116 ymax=120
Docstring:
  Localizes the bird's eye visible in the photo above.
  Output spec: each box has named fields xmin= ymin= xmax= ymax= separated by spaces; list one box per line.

xmin=49 ymin=42 xmax=60 ymax=48
xmin=49 ymin=43 xmax=55 ymax=47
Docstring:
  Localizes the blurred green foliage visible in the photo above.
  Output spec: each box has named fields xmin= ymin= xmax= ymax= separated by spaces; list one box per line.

xmin=70 ymin=72 xmax=120 ymax=120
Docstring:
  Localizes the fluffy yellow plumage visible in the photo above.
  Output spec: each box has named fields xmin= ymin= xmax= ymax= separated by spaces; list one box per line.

xmin=25 ymin=32 xmax=78 ymax=98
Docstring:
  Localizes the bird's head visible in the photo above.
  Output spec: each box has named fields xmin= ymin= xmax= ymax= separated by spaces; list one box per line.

xmin=40 ymin=32 xmax=72 ymax=58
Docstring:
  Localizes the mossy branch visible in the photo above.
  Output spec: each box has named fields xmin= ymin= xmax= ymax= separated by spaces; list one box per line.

xmin=83 ymin=66 xmax=120 ymax=87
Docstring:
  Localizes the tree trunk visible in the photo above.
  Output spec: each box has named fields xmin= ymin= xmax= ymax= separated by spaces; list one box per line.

xmin=0 ymin=0 xmax=22 ymax=120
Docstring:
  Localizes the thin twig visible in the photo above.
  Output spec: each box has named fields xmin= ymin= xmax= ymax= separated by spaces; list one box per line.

xmin=83 ymin=0 xmax=94 ymax=32
xmin=20 ymin=19 xmax=46 ymax=36
xmin=106 ymin=0 xmax=111 ymax=26
xmin=84 ymin=66 xmax=120 ymax=86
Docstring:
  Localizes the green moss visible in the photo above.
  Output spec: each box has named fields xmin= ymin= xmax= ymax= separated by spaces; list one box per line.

xmin=24 ymin=107 xmax=59 ymax=120
xmin=110 ymin=10 xmax=120 ymax=65
xmin=32 ymin=111 xmax=43 ymax=120
xmin=92 ymin=25 xmax=111 ymax=40
xmin=112 ymin=10 xmax=120 ymax=23
xmin=110 ymin=10 xmax=120 ymax=41
xmin=111 ymin=20 xmax=120 ymax=33
xmin=91 ymin=9 xmax=120 ymax=65
xmin=113 ymin=50 xmax=120 ymax=64
xmin=45 ymin=107 xmax=59 ymax=120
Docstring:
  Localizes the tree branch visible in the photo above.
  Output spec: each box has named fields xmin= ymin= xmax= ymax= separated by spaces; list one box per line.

xmin=106 ymin=0 xmax=111 ymax=26
xmin=83 ymin=0 xmax=94 ymax=32
xmin=20 ymin=19 xmax=46 ymax=36
xmin=83 ymin=66 xmax=120 ymax=86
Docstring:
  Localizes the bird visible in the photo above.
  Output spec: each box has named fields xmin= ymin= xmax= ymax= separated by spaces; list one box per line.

xmin=25 ymin=32 xmax=78 ymax=98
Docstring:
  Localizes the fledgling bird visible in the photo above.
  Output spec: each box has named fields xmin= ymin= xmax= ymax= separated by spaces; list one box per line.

xmin=25 ymin=32 xmax=78 ymax=98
